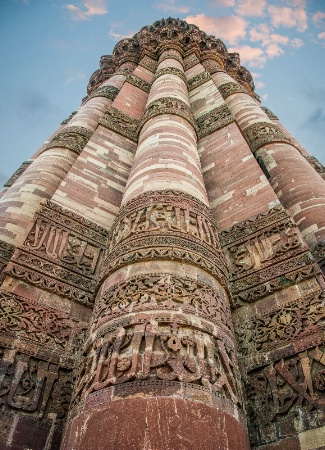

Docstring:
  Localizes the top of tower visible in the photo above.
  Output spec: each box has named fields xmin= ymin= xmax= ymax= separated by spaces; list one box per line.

xmin=86 ymin=17 xmax=256 ymax=100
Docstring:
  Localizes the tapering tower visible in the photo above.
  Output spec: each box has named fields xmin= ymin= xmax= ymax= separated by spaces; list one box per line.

xmin=0 ymin=18 xmax=324 ymax=450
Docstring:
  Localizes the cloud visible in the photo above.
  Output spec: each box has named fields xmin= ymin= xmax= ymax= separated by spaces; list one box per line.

xmin=291 ymin=38 xmax=303 ymax=48
xmin=236 ymin=0 xmax=266 ymax=17
xmin=268 ymin=5 xmax=307 ymax=32
xmin=185 ymin=14 xmax=248 ymax=44
xmin=229 ymin=45 xmax=266 ymax=67
xmin=64 ymin=69 xmax=86 ymax=85
xmin=209 ymin=0 xmax=235 ymax=7
xmin=312 ymin=11 xmax=325 ymax=24
xmin=261 ymin=93 xmax=268 ymax=101
xmin=108 ymin=31 xmax=133 ymax=41
xmin=318 ymin=32 xmax=325 ymax=40
xmin=255 ymin=80 xmax=265 ymax=89
xmin=155 ymin=0 xmax=190 ymax=14
xmin=265 ymin=43 xmax=284 ymax=58
xmin=64 ymin=0 xmax=107 ymax=21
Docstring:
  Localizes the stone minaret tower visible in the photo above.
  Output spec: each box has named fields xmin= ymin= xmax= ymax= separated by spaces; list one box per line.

xmin=0 ymin=18 xmax=324 ymax=450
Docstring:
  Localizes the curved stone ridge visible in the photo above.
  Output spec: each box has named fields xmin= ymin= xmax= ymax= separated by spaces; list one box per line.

xmin=43 ymin=126 xmax=93 ymax=154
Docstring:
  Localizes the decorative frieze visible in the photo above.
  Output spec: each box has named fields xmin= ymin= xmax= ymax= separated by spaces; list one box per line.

xmin=139 ymin=96 xmax=196 ymax=133
xmin=305 ymin=155 xmax=325 ymax=179
xmin=61 ymin=110 xmax=78 ymax=125
xmin=0 ymin=240 xmax=15 ymax=280
xmin=188 ymin=71 xmax=211 ymax=91
xmin=92 ymin=273 xmax=234 ymax=336
xmin=101 ymin=190 xmax=228 ymax=287
xmin=153 ymin=67 xmax=187 ymax=85
xmin=243 ymin=121 xmax=291 ymax=153
xmin=99 ymin=106 xmax=140 ymax=142
xmin=73 ymin=319 xmax=242 ymax=407
xmin=0 ymin=346 xmax=73 ymax=423
xmin=0 ymin=289 xmax=86 ymax=353
xmin=6 ymin=201 xmax=109 ymax=306
xmin=196 ymin=103 xmax=235 ymax=139
xmin=86 ymin=85 xmax=120 ymax=101
xmin=43 ymin=126 xmax=93 ymax=155
xmin=218 ymin=81 xmax=248 ymax=99
xmin=312 ymin=240 xmax=325 ymax=274
xmin=158 ymin=51 xmax=183 ymax=66
xmin=4 ymin=160 xmax=33 ymax=188
xmin=138 ymin=55 xmax=158 ymax=73
xmin=261 ymin=106 xmax=279 ymax=120
xmin=126 ymin=74 xmax=151 ymax=92
xmin=220 ymin=206 xmax=314 ymax=306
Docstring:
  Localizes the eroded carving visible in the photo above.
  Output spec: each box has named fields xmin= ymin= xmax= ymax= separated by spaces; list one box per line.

xmin=127 ymin=74 xmax=151 ymax=93
xmin=218 ymin=81 xmax=248 ymax=99
xmin=4 ymin=161 xmax=33 ymax=188
xmin=43 ymin=126 xmax=93 ymax=155
xmin=87 ymin=85 xmax=120 ymax=101
xmin=196 ymin=103 xmax=235 ymax=139
xmin=153 ymin=67 xmax=187 ymax=85
xmin=243 ymin=122 xmax=291 ymax=153
xmin=188 ymin=71 xmax=211 ymax=91
xmin=99 ymin=106 xmax=140 ymax=142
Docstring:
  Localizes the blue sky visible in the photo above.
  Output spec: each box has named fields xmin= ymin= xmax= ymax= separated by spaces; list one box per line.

xmin=1 ymin=0 xmax=325 ymax=186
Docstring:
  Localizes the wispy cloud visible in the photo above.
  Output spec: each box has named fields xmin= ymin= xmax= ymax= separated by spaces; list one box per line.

xmin=312 ymin=11 xmax=325 ymax=25
xmin=268 ymin=5 xmax=307 ymax=32
xmin=155 ymin=0 xmax=190 ymax=14
xmin=185 ymin=14 xmax=248 ymax=44
xmin=318 ymin=32 xmax=325 ymax=40
xmin=64 ymin=0 xmax=107 ymax=21
xmin=208 ymin=0 xmax=235 ymax=6
xmin=108 ymin=31 xmax=133 ymax=41
xmin=235 ymin=0 xmax=266 ymax=17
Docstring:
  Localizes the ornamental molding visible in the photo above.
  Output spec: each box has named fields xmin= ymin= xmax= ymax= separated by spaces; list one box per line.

xmin=139 ymin=96 xmax=196 ymax=133
xmin=153 ymin=67 xmax=187 ymax=85
xmin=4 ymin=160 xmax=33 ymax=188
xmin=243 ymin=121 xmax=292 ymax=153
xmin=126 ymin=74 xmax=151 ymax=93
xmin=138 ymin=55 xmax=158 ymax=73
xmin=196 ymin=103 xmax=235 ymax=139
xmin=43 ymin=126 xmax=93 ymax=155
xmin=261 ymin=106 xmax=279 ymax=120
xmin=183 ymin=53 xmax=200 ymax=71
xmin=0 ymin=240 xmax=15 ymax=280
xmin=305 ymin=155 xmax=325 ymax=179
xmin=61 ymin=110 xmax=78 ymax=125
xmin=99 ymin=106 xmax=140 ymax=142
xmin=218 ymin=81 xmax=248 ymax=99
xmin=86 ymin=85 xmax=120 ymax=102
xmin=188 ymin=71 xmax=211 ymax=91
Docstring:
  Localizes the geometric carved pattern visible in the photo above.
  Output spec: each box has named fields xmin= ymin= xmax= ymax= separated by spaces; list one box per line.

xmin=243 ymin=121 xmax=291 ymax=153
xmin=139 ymin=96 xmax=197 ymax=133
xmin=196 ymin=103 xmax=235 ymax=139
xmin=126 ymin=74 xmax=151 ymax=93
xmin=101 ymin=190 xmax=228 ymax=287
xmin=6 ymin=201 xmax=109 ymax=306
xmin=99 ymin=106 xmax=140 ymax=142
xmin=73 ymin=318 xmax=242 ymax=407
xmin=218 ymin=81 xmax=248 ymax=99
xmin=220 ymin=205 xmax=314 ymax=306
xmin=43 ymin=126 xmax=93 ymax=155
xmin=91 ymin=273 xmax=234 ymax=336
xmin=3 ymin=160 xmax=33 ymax=188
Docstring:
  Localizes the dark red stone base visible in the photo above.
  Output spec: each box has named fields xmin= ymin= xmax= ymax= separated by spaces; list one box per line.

xmin=62 ymin=394 xmax=250 ymax=450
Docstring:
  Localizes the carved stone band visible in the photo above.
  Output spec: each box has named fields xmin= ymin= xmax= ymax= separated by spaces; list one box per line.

xmin=188 ymin=71 xmax=211 ymax=91
xmin=43 ymin=126 xmax=93 ymax=155
xmin=243 ymin=121 xmax=291 ymax=153
xmin=139 ymin=96 xmax=196 ymax=133
xmin=218 ymin=82 xmax=248 ymax=99
xmin=153 ymin=67 xmax=187 ymax=86
xmin=4 ymin=160 xmax=33 ymax=188
xmin=86 ymin=85 xmax=120 ymax=102
xmin=127 ymin=74 xmax=151 ymax=93
xmin=196 ymin=103 xmax=235 ymax=139
xmin=261 ymin=106 xmax=279 ymax=121
xmin=99 ymin=106 xmax=140 ymax=142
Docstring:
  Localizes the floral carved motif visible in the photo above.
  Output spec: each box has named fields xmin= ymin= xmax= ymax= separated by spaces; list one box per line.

xmin=243 ymin=121 xmax=291 ymax=153
xmin=196 ymin=103 xmax=235 ymax=139
xmin=153 ymin=67 xmax=187 ymax=85
xmin=4 ymin=161 xmax=33 ymax=188
xmin=87 ymin=85 xmax=120 ymax=101
xmin=0 ymin=240 xmax=15 ymax=280
xmin=139 ymin=96 xmax=196 ymax=133
xmin=218 ymin=81 xmax=248 ymax=99
xmin=6 ymin=201 xmax=108 ymax=306
xmin=73 ymin=320 xmax=242 ymax=407
xmin=43 ymin=126 xmax=93 ymax=155
xmin=138 ymin=55 xmax=158 ymax=73
xmin=183 ymin=53 xmax=200 ymax=70
xmin=188 ymin=71 xmax=211 ymax=91
xmin=92 ymin=273 xmax=233 ymax=335
xmin=261 ymin=106 xmax=279 ymax=120
xmin=99 ymin=106 xmax=140 ymax=142
xmin=126 ymin=74 xmax=151 ymax=92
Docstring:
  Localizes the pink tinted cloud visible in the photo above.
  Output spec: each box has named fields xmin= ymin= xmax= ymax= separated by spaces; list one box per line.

xmin=64 ymin=0 xmax=107 ymax=21
xmin=318 ymin=32 xmax=325 ymax=40
xmin=209 ymin=0 xmax=235 ymax=7
xmin=185 ymin=14 xmax=248 ymax=44
xmin=236 ymin=0 xmax=266 ymax=17
xmin=155 ymin=0 xmax=190 ymax=14
xmin=268 ymin=5 xmax=308 ymax=32
xmin=312 ymin=11 xmax=325 ymax=25
xmin=265 ymin=43 xmax=284 ymax=58
xmin=291 ymin=38 xmax=303 ymax=48
xmin=229 ymin=45 xmax=266 ymax=68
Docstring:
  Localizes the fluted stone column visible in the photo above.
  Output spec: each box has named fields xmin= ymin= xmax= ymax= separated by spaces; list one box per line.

xmin=61 ymin=48 xmax=250 ymax=450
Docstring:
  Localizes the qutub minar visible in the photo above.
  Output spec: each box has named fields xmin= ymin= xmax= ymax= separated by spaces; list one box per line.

xmin=0 ymin=17 xmax=324 ymax=450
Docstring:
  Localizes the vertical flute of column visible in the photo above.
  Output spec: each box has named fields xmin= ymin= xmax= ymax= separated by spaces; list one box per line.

xmin=61 ymin=47 xmax=250 ymax=450
xmin=209 ymin=69 xmax=325 ymax=247
xmin=0 ymin=63 xmax=130 ymax=248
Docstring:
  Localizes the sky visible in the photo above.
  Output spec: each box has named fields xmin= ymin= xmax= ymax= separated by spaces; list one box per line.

xmin=1 ymin=0 xmax=325 ymax=186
